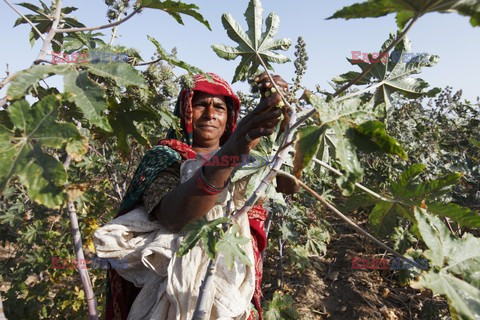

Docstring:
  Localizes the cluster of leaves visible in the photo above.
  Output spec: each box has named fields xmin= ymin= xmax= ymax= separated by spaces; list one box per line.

xmin=1 ymin=0 xmax=215 ymax=317
xmin=362 ymin=88 xmax=480 ymax=210
xmin=2 ymin=0 xmax=480 ymax=318
xmin=262 ymin=290 xmax=299 ymax=320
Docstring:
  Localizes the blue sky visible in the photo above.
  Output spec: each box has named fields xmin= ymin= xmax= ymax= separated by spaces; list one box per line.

xmin=1 ymin=0 xmax=479 ymax=101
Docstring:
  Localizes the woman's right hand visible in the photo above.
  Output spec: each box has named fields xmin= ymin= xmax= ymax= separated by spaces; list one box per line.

xmin=223 ymin=92 xmax=282 ymax=158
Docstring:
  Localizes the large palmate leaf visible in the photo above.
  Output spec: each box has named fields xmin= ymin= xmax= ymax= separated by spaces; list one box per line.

xmin=63 ymin=69 xmax=112 ymax=131
xmin=0 ymin=96 xmax=86 ymax=208
xmin=7 ymin=63 xmax=146 ymax=132
xmin=177 ymin=216 xmax=229 ymax=258
xmin=216 ymin=223 xmax=251 ymax=270
xmin=367 ymin=164 xmax=473 ymax=236
xmin=304 ymin=94 xmax=385 ymax=194
xmin=147 ymin=35 xmax=205 ymax=75
xmin=7 ymin=64 xmax=74 ymax=100
xmin=63 ymin=31 xmax=106 ymax=53
xmin=334 ymin=36 xmax=439 ymax=112
xmin=352 ymin=120 xmax=407 ymax=159
xmin=369 ymin=201 xmax=412 ymax=236
xmin=412 ymin=208 xmax=480 ymax=319
xmin=107 ymin=99 xmax=155 ymax=155
xmin=139 ymin=0 xmax=211 ymax=30
xmin=211 ymin=0 xmax=291 ymax=82
xmin=328 ymin=0 xmax=480 ymax=29
xmin=84 ymin=63 xmax=146 ymax=88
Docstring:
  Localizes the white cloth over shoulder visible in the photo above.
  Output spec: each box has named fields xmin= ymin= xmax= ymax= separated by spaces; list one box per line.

xmin=93 ymin=154 xmax=255 ymax=320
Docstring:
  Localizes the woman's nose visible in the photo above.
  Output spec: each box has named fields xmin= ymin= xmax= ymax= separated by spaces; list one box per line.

xmin=203 ymin=101 xmax=216 ymax=119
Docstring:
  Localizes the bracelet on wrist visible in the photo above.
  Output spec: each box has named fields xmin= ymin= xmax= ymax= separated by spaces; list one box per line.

xmin=196 ymin=166 xmax=228 ymax=195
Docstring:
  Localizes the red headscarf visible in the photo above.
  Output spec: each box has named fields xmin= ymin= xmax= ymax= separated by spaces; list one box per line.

xmin=175 ymin=73 xmax=241 ymax=146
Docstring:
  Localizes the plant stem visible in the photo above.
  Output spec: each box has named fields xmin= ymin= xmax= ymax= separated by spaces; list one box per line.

xmin=255 ymin=53 xmax=294 ymax=113
xmin=192 ymin=259 xmax=217 ymax=320
xmin=64 ymin=155 xmax=98 ymax=320
xmin=135 ymin=58 xmax=162 ymax=66
xmin=36 ymin=0 xmax=63 ymax=61
xmin=278 ymin=170 xmax=422 ymax=269
xmin=312 ymin=158 xmax=397 ymax=203
xmin=3 ymin=0 xmax=46 ymax=40
xmin=108 ymin=13 xmax=123 ymax=46
xmin=56 ymin=8 xmax=140 ymax=33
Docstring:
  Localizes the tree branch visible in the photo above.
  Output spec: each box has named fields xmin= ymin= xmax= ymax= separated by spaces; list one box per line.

xmin=312 ymin=158 xmax=397 ymax=203
xmin=256 ymin=52 xmax=294 ymax=113
xmin=56 ymin=8 xmax=140 ymax=33
xmin=278 ymin=170 xmax=422 ymax=269
xmin=64 ymin=155 xmax=99 ymax=320
xmin=3 ymin=0 xmax=46 ymax=40
xmin=36 ymin=0 xmax=63 ymax=61
xmin=135 ymin=58 xmax=162 ymax=66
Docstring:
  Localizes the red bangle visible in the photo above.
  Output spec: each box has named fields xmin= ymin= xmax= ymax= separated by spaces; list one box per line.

xmin=196 ymin=166 xmax=227 ymax=195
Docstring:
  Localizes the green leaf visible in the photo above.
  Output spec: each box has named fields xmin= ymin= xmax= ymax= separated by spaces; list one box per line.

xmin=389 ymin=164 xmax=425 ymax=198
xmin=412 ymin=208 xmax=480 ymax=319
xmin=369 ymin=201 xmax=412 ymax=236
xmin=84 ymin=63 xmax=146 ymax=88
xmin=7 ymin=65 xmax=74 ymax=100
xmin=0 ymin=96 xmax=85 ymax=208
xmin=63 ymin=70 xmax=112 ymax=131
xmin=305 ymin=226 xmax=330 ymax=256
xmin=108 ymin=99 xmax=153 ymax=154
xmin=328 ymin=0 xmax=480 ymax=29
xmin=147 ymin=35 xmax=206 ymax=75
xmin=263 ymin=291 xmax=299 ymax=320
xmin=217 ymin=223 xmax=251 ymax=270
xmin=292 ymin=126 xmax=325 ymax=178
xmin=331 ymin=122 xmax=364 ymax=196
xmin=177 ymin=216 xmax=229 ymax=257
xmin=139 ymin=0 xmax=211 ymax=30
xmin=426 ymin=202 xmax=480 ymax=229
xmin=212 ymin=0 xmax=291 ymax=82
xmin=305 ymin=95 xmax=386 ymax=195
xmin=401 ymin=172 xmax=462 ymax=199
xmin=469 ymin=137 xmax=480 ymax=149
xmin=353 ymin=120 xmax=407 ymax=159
xmin=336 ymin=35 xmax=438 ymax=113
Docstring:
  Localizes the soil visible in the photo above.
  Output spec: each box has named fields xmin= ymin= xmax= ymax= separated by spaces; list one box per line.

xmin=262 ymin=210 xmax=450 ymax=320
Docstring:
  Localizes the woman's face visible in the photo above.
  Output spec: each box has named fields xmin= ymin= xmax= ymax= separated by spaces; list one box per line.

xmin=191 ymin=91 xmax=229 ymax=147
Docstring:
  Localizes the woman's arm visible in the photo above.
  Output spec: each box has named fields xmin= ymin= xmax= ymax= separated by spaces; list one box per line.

xmin=152 ymin=92 xmax=283 ymax=232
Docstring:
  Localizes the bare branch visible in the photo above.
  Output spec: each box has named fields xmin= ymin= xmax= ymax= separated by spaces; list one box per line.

xmin=33 ymin=59 xmax=54 ymax=65
xmin=3 ymin=0 xmax=46 ymax=40
xmin=36 ymin=0 xmax=63 ymax=61
xmin=64 ymin=154 xmax=99 ymax=319
xmin=278 ymin=170 xmax=422 ymax=269
xmin=0 ymin=74 xmax=16 ymax=90
xmin=56 ymin=8 xmax=140 ymax=33
xmin=312 ymin=158 xmax=397 ymax=203
xmin=135 ymin=58 xmax=162 ymax=66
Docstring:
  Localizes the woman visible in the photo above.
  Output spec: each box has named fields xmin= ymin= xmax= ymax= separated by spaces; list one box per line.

xmin=94 ymin=72 xmax=294 ymax=320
